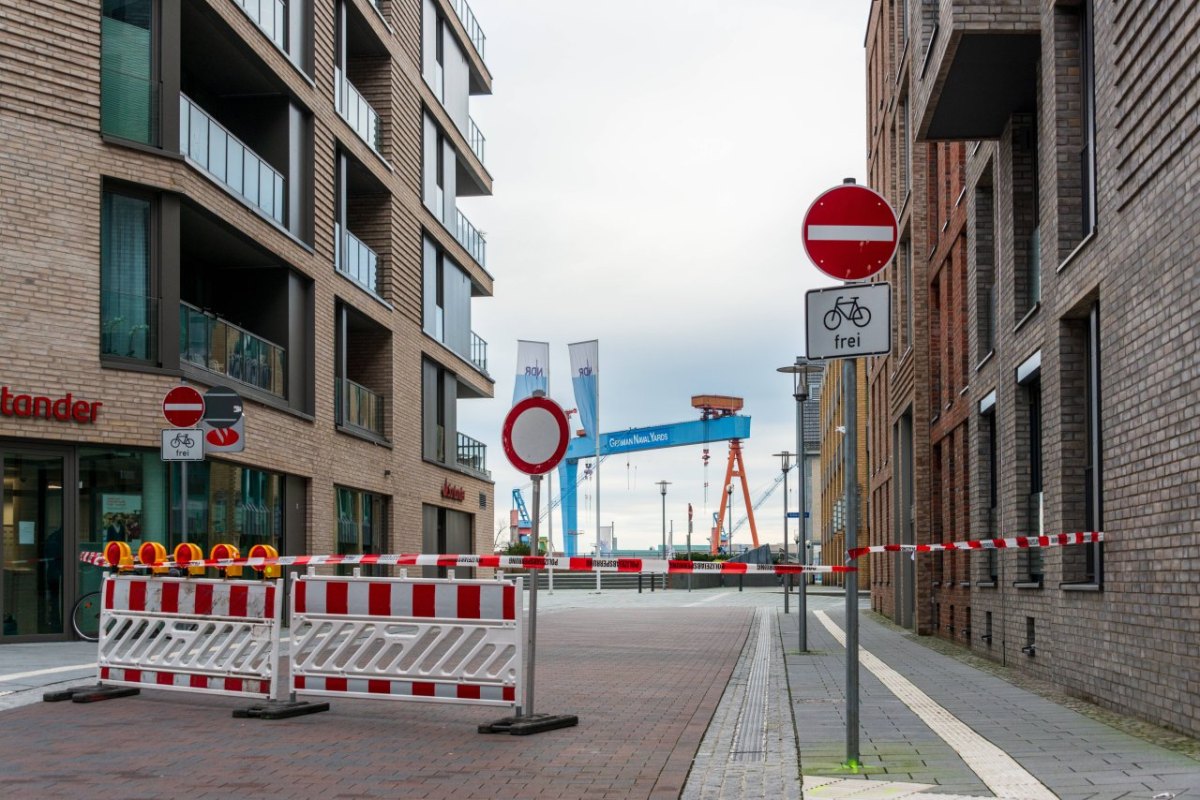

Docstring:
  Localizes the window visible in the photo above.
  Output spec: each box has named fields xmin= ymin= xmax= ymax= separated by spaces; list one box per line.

xmin=1063 ymin=301 xmax=1103 ymax=587
xmin=422 ymin=505 xmax=473 ymax=578
xmin=1012 ymin=118 xmax=1041 ymax=317
xmin=898 ymin=98 xmax=911 ymax=200
xmin=170 ymin=461 xmax=284 ymax=560
xmin=1079 ymin=0 xmax=1096 ymax=239
xmin=1016 ymin=352 xmax=1043 ymax=585
xmin=336 ymin=486 xmax=385 ymax=574
xmin=422 ymin=360 xmax=457 ymax=464
xmin=979 ymin=397 xmax=999 ymax=585
xmin=1056 ymin=0 xmax=1097 ymax=257
xmin=101 ymin=0 xmax=157 ymax=145
xmin=100 ymin=189 xmax=155 ymax=362
xmin=974 ymin=175 xmax=996 ymax=360
xmin=900 ymin=238 xmax=913 ymax=352
xmin=422 ymin=238 xmax=473 ymax=356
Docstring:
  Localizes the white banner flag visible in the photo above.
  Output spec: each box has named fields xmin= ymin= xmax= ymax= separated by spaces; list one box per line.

xmin=513 ymin=340 xmax=550 ymax=405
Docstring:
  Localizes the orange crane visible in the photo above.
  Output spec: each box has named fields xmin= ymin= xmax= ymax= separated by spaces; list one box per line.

xmin=691 ymin=396 xmax=760 ymax=554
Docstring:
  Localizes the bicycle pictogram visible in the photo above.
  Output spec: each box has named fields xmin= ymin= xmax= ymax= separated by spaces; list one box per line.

xmin=170 ymin=431 xmax=196 ymax=449
xmin=823 ymin=296 xmax=872 ymax=330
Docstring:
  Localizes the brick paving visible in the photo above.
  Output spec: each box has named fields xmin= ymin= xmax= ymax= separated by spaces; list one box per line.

xmin=0 ymin=607 xmax=753 ymax=800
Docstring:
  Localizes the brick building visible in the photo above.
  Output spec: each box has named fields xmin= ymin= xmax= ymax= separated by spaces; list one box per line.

xmin=866 ymin=0 xmax=1200 ymax=738
xmin=818 ymin=360 xmax=868 ymax=588
xmin=0 ymin=0 xmax=496 ymax=641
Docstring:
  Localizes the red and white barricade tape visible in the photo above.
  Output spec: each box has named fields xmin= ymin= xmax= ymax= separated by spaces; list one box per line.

xmin=80 ymin=551 xmax=857 ymax=575
xmin=290 ymin=573 xmax=522 ymax=708
xmin=98 ymin=574 xmax=283 ymax=700
xmin=847 ymin=531 xmax=1104 ymax=561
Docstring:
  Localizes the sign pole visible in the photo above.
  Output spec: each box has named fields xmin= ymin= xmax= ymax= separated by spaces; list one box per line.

xmin=844 ymin=356 xmax=860 ymax=766
xmin=527 ymin=474 xmax=541 ymax=718
xmin=181 ymin=460 xmax=189 ymax=544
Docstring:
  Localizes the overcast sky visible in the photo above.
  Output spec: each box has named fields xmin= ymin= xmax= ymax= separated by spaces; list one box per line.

xmin=457 ymin=0 xmax=873 ymax=553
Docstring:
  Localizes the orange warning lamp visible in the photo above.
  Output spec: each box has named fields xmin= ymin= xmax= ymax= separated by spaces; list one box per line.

xmin=210 ymin=543 xmax=242 ymax=577
xmin=248 ymin=544 xmax=280 ymax=579
xmin=137 ymin=541 xmax=169 ymax=575
xmin=173 ymin=542 xmax=205 ymax=576
xmin=104 ymin=541 xmax=133 ymax=572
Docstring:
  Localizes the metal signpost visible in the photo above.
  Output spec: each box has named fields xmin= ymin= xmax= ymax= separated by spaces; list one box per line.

xmin=493 ymin=394 xmax=577 ymax=735
xmin=801 ymin=178 xmax=898 ymax=768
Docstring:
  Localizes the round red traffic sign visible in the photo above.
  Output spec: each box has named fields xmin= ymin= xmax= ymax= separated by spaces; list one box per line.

xmin=802 ymin=184 xmax=899 ymax=281
xmin=163 ymin=386 xmax=205 ymax=427
xmin=501 ymin=396 xmax=570 ymax=476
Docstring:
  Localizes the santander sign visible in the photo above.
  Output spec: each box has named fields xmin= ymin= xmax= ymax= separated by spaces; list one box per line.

xmin=1 ymin=386 xmax=102 ymax=424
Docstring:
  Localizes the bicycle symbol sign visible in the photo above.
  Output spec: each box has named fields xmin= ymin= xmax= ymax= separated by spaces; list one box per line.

xmin=805 ymin=283 xmax=892 ymax=360
xmin=161 ymin=428 xmax=204 ymax=461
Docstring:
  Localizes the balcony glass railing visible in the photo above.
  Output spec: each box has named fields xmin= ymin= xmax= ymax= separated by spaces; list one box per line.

xmin=232 ymin=0 xmax=287 ymax=51
xmin=337 ymin=378 xmax=385 ymax=437
xmin=180 ymin=94 xmax=286 ymax=225
xmin=180 ymin=301 xmax=287 ymax=398
xmin=101 ymin=291 xmax=158 ymax=361
xmin=470 ymin=331 xmax=488 ymax=374
xmin=335 ymin=66 xmax=381 ymax=152
xmin=468 ymin=117 xmax=485 ymax=164
xmin=457 ymin=432 xmax=488 ymax=476
xmin=335 ymin=222 xmax=380 ymax=295
xmin=451 ymin=0 xmax=486 ymax=59
xmin=455 ymin=208 xmax=487 ymax=267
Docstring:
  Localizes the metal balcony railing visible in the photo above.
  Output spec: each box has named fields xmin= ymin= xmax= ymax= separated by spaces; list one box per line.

xmin=335 ymin=66 xmax=382 ymax=152
xmin=232 ymin=0 xmax=287 ymax=51
xmin=180 ymin=301 xmax=287 ymax=398
xmin=337 ymin=377 xmax=385 ymax=437
xmin=470 ymin=331 xmax=488 ymax=374
xmin=457 ymin=432 xmax=489 ymax=476
xmin=455 ymin=208 xmax=487 ymax=267
xmin=451 ymin=0 xmax=486 ymax=59
xmin=335 ymin=222 xmax=380 ymax=295
xmin=180 ymin=94 xmax=286 ymax=224
xmin=468 ymin=116 xmax=485 ymax=164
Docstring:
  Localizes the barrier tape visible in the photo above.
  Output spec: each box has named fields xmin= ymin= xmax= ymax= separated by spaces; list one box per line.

xmin=79 ymin=551 xmax=856 ymax=575
xmin=847 ymin=531 xmax=1104 ymax=561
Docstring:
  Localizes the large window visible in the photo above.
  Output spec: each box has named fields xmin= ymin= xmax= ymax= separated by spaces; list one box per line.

xmin=170 ymin=461 xmax=284 ymax=559
xmin=101 ymin=0 xmax=157 ymax=145
xmin=336 ymin=486 xmax=385 ymax=574
xmin=100 ymin=189 xmax=155 ymax=362
xmin=1016 ymin=353 xmax=1043 ymax=585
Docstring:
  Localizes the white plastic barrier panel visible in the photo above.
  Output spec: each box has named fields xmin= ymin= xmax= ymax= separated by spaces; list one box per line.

xmin=98 ymin=574 xmax=283 ymax=699
xmin=290 ymin=572 xmax=523 ymax=708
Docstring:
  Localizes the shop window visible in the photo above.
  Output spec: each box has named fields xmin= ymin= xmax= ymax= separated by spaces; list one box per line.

xmin=170 ymin=461 xmax=283 ymax=562
xmin=100 ymin=189 xmax=156 ymax=363
xmin=336 ymin=486 xmax=385 ymax=575
xmin=101 ymin=0 xmax=158 ymax=145
xmin=422 ymin=504 xmax=473 ymax=578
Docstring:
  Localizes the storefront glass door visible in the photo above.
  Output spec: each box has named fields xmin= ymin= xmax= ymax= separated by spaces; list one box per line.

xmin=1 ymin=452 xmax=66 ymax=639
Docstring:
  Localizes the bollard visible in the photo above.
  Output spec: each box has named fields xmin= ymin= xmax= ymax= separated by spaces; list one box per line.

xmin=638 ymin=573 xmax=643 ymax=593
xmin=739 ymin=574 xmax=743 ymax=592
xmin=651 ymin=572 xmax=655 ymax=592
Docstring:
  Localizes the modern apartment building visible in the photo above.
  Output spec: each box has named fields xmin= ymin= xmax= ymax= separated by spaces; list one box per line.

xmin=866 ymin=0 xmax=1200 ymax=737
xmin=0 ymin=0 xmax=496 ymax=641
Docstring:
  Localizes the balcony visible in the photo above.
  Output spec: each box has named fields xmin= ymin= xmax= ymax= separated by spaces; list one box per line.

xmin=337 ymin=377 xmax=385 ymax=438
xmin=180 ymin=301 xmax=287 ymax=398
xmin=335 ymin=222 xmax=380 ymax=295
xmin=470 ymin=331 xmax=488 ymax=374
xmin=180 ymin=94 xmax=286 ymax=225
xmin=335 ymin=66 xmax=382 ymax=152
xmin=457 ymin=432 xmax=489 ymax=477
xmin=467 ymin=117 xmax=486 ymax=164
xmin=451 ymin=0 xmax=486 ymax=60
xmin=232 ymin=0 xmax=287 ymax=52
xmin=915 ymin=0 xmax=1040 ymax=140
xmin=455 ymin=208 xmax=487 ymax=267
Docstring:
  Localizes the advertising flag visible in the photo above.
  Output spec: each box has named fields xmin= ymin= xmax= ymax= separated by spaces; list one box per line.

xmin=568 ymin=340 xmax=598 ymax=440
xmin=512 ymin=340 xmax=550 ymax=405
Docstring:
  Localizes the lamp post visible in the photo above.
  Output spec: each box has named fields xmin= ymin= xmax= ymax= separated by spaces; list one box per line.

xmin=656 ymin=480 xmax=671 ymax=589
xmin=773 ymin=451 xmax=793 ymax=614
xmin=726 ymin=483 xmax=734 ymax=553
xmin=778 ymin=357 xmax=819 ymax=652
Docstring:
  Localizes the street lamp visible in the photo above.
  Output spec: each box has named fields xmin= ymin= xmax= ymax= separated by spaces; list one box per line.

xmin=773 ymin=451 xmax=794 ymax=615
xmin=726 ymin=483 xmax=734 ymax=554
xmin=778 ymin=357 xmax=821 ymax=652
xmin=656 ymin=481 xmax=671 ymax=587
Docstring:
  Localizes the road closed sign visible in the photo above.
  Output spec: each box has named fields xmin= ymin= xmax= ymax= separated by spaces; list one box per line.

xmin=805 ymin=283 xmax=892 ymax=360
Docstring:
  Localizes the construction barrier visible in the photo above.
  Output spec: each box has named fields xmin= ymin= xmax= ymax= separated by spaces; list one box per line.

xmin=847 ymin=531 xmax=1104 ymax=561
xmin=289 ymin=570 xmax=523 ymax=709
xmin=96 ymin=572 xmax=283 ymax=699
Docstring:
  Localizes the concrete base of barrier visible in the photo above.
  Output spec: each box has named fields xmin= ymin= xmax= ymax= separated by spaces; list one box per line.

xmin=232 ymin=700 xmax=330 ymax=720
xmin=479 ymin=713 xmax=579 ymax=736
xmin=43 ymin=684 xmax=140 ymax=704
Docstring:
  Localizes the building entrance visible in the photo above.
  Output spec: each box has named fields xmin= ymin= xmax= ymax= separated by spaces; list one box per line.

xmin=1 ymin=450 xmax=67 ymax=640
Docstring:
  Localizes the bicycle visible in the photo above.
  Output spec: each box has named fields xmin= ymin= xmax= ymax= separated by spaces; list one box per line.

xmin=823 ymin=296 xmax=872 ymax=330
xmin=71 ymin=591 xmax=102 ymax=641
xmin=170 ymin=431 xmax=195 ymax=449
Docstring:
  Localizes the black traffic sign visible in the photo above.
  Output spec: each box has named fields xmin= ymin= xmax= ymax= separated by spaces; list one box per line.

xmin=203 ymin=385 xmax=244 ymax=429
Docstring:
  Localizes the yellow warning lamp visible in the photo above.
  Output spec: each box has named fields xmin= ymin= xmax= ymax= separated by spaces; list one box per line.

xmin=137 ymin=541 xmax=169 ymax=575
xmin=247 ymin=544 xmax=280 ymax=579
xmin=210 ymin=543 xmax=242 ymax=578
xmin=104 ymin=541 xmax=133 ymax=572
xmin=173 ymin=542 xmax=206 ymax=576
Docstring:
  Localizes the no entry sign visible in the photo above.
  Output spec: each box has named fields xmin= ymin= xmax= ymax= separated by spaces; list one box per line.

xmin=163 ymin=386 xmax=205 ymax=428
xmin=802 ymin=184 xmax=899 ymax=282
xmin=502 ymin=396 xmax=569 ymax=476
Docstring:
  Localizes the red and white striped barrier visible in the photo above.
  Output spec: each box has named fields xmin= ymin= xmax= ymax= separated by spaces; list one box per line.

xmin=847 ymin=531 xmax=1104 ymax=561
xmin=290 ymin=572 xmax=522 ymax=708
xmin=98 ymin=574 xmax=283 ymax=700
xmin=80 ymin=551 xmax=856 ymax=575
